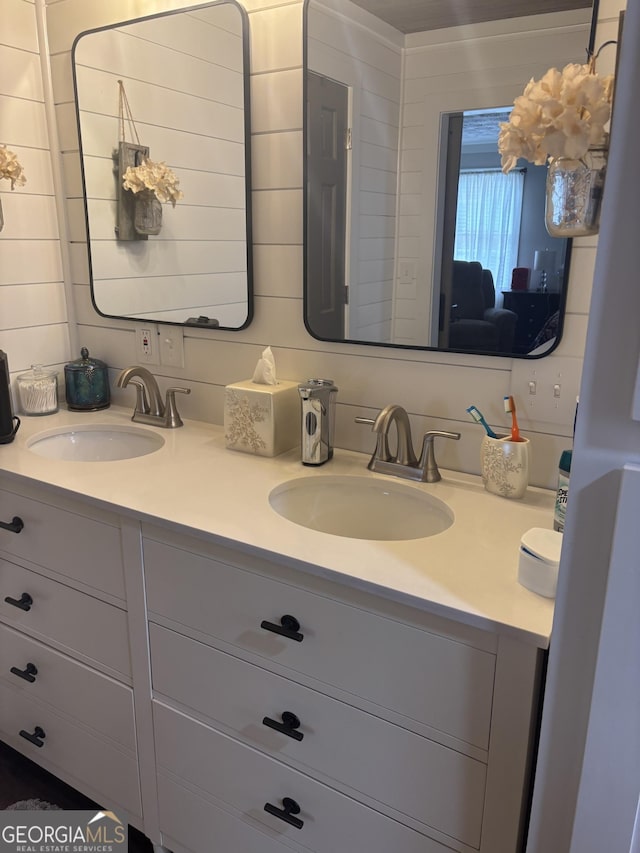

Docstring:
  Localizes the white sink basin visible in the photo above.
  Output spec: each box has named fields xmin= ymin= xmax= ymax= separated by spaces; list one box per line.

xmin=27 ymin=424 xmax=165 ymax=462
xmin=269 ymin=475 xmax=453 ymax=540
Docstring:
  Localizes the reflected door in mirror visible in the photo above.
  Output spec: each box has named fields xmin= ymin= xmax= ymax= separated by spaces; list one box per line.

xmin=306 ymin=71 xmax=348 ymax=340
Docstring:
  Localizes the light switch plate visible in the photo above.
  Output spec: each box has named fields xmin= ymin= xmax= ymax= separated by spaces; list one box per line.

xmin=398 ymin=261 xmax=417 ymax=284
xmin=510 ymin=356 xmax=582 ymax=431
xmin=158 ymin=327 xmax=185 ymax=368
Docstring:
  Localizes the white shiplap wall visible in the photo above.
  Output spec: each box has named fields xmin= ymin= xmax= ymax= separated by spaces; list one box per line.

xmin=35 ymin=0 xmax=603 ymax=489
xmin=0 ymin=0 xmax=70 ymax=395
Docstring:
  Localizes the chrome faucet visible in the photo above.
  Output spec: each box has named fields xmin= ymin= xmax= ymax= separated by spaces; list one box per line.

xmin=356 ymin=404 xmax=460 ymax=482
xmin=116 ymin=366 xmax=191 ymax=428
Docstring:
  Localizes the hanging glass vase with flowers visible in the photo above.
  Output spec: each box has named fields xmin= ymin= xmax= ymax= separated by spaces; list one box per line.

xmin=0 ymin=144 xmax=27 ymax=233
xmin=122 ymin=158 xmax=184 ymax=235
xmin=116 ymin=80 xmax=183 ymax=238
xmin=498 ymin=56 xmax=614 ymax=237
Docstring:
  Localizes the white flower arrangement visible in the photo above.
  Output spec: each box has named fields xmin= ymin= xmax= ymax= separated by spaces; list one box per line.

xmin=122 ymin=158 xmax=183 ymax=206
xmin=498 ymin=62 xmax=614 ymax=173
xmin=0 ymin=144 xmax=27 ymax=189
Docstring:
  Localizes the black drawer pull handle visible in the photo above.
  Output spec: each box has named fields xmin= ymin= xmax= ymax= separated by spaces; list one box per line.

xmin=10 ymin=662 xmax=38 ymax=683
xmin=264 ymin=797 xmax=303 ymax=830
xmin=4 ymin=592 xmax=33 ymax=612
xmin=0 ymin=516 xmax=24 ymax=534
xmin=260 ymin=615 xmax=303 ymax=642
xmin=19 ymin=726 xmax=45 ymax=748
xmin=262 ymin=711 xmax=304 ymax=741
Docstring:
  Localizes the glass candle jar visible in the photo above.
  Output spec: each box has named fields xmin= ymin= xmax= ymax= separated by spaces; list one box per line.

xmin=545 ymin=147 xmax=608 ymax=237
xmin=64 ymin=347 xmax=110 ymax=411
xmin=134 ymin=191 xmax=163 ymax=235
xmin=16 ymin=365 xmax=59 ymax=416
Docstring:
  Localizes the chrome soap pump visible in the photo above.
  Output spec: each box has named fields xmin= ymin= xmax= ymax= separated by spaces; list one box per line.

xmin=298 ymin=379 xmax=338 ymax=465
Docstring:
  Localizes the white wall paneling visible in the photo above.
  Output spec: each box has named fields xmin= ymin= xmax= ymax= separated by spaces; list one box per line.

xmin=0 ymin=282 xmax=67 ymax=331
xmin=251 ymin=69 xmax=302 ymax=132
xmin=0 ymin=0 xmax=69 ymax=392
xmin=0 ymin=94 xmax=50 ymax=149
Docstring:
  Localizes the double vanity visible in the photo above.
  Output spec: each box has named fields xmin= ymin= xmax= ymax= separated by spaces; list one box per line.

xmin=0 ymin=407 xmax=555 ymax=853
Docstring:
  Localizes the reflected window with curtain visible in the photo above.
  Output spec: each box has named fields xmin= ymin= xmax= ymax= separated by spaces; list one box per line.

xmin=453 ymin=168 xmax=525 ymax=295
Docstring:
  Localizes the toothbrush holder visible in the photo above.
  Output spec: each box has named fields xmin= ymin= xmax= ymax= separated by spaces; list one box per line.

xmin=481 ymin=435 xmax=530 ymax=499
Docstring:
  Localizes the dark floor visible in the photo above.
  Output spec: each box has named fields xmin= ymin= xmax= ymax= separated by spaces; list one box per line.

xmin=0 ymin=740 xmax=154 ymax=852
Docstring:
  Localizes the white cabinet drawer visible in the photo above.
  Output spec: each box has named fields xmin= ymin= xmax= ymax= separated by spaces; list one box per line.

xmin=0 ymin=681 xmax=141 ymax=818
xmin=150 ymin=624 xmax=486 ymax=843
xmin=154 ymin=702 xmax=461 ymax=853
xmin=0 ymin=623 xmax=135 ymax=750
xmin=0 ymin=486 xmax=125 ymax=599
xmin=144 ymin=538 xmax=495 ymax=748
xmin=0 ymin=559 xmax=131 ymax=678
xmin=158 ymin=775 xmax=291 ymax=853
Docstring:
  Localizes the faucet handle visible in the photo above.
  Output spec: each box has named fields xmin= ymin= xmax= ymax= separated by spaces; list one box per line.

xmin=128 ymin=378 xmax=150 ymax=415
xmin=419 ymin=430 xmax=461 ymax=483
xmin=355 ymin=415 xmax=393 ymax=465
xmin=164 ymin=387 xmax=191 ymax=428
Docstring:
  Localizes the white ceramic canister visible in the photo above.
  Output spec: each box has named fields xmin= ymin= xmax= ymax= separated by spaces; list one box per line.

xmin=481 ymin=434 xmax=530 ymax=499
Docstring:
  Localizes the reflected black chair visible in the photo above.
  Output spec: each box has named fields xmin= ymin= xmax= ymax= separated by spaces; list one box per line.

xmin=448 ymin=260 xmax=517 ymax=353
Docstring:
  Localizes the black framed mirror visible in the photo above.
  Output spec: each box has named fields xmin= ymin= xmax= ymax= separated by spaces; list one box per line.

xmin=73 ymin=0 xmax=252 ymax=330
xmin=304 ymin=0 xmax=594 ymax=357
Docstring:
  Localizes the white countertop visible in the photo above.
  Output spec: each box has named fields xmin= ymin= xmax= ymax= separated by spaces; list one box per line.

xmin=0 ymin=407 xmax=557 ymax=648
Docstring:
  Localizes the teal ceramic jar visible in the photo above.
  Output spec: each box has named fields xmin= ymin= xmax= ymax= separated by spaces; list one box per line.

xmin=64 ymin=347 xmax=110 ymax=411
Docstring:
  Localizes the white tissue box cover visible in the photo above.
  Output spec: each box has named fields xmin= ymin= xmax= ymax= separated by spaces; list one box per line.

xmin=224 ymin=379 xmax=299 ymax=457
xmin=518 ymin=527 xmax=563 ymax=598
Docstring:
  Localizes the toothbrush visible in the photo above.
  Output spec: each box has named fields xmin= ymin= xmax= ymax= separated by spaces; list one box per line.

xmin=466 ymin=405 xmax=498 ymax=438
xmin=504 ymin=395 xmax=523 ymax=442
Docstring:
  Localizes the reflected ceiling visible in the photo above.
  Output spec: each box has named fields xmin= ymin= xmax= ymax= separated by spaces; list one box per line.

xmin=348 ymin=0 xmax=590 ymax=33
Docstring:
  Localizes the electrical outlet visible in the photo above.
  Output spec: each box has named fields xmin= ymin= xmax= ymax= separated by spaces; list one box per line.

xmin=159 ymin=327 xmax=185 ymax=368
xmin=135 ymin=325 xmax=158 ymax=364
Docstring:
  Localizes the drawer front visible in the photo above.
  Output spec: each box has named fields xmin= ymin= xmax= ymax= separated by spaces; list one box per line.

xmin=150 ymin=624 xmax=485 ymax=842
xmin=0 ymin=681 xmax=141 ymax=817
xmin=154 ymin=702 xmax=461 ymax=853
xmin=144 ymin=539 xmax=495 ymax=748
xmin=0 ymin=487 xmax=125 ymax=599
xmin=0 ymin=559 xmax=131 ymax=677
xmin=158 ymin=775 xmax=291 ymax=853
xmin=0 ymin=623 xmax=135 ymax=750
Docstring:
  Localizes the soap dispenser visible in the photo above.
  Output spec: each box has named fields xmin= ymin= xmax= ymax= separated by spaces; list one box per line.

xmin=298 ymin=379 xmax=338 ymax=465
